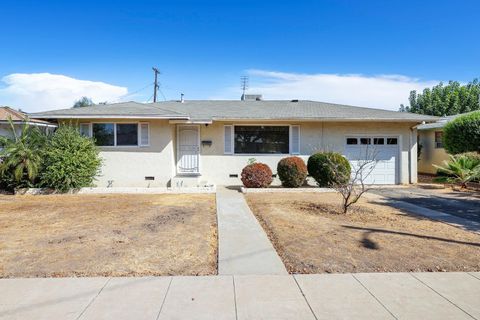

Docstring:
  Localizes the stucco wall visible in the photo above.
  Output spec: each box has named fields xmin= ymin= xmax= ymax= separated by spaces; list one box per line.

xmin=418 ymin=129 xmax=449 ymax=174
xmin=198 ymin=121 xmax=416 ymax=185
xmin=70 ymin=119 xmax=417 ymax=187
xmin=75 ymin=119 xmax=176 ymax=187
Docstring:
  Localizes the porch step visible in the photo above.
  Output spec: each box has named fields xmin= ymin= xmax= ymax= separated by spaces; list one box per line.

xmin=171 ymin=175 xmax=213 ymax=189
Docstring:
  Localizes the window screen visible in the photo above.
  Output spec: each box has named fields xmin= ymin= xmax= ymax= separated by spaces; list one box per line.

xmin=116 ymin=124 xmax=138 ymax=146
xmin=93 ymin=123 xmax=114 ymax=146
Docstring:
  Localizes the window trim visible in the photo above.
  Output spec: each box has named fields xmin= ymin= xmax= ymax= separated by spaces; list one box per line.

xmin=434 ymin=131 xmax=443 ymax=149
xmin=82 ymin=122 xmax=149 ymax=148
xmin=231 ymin=124 xmax=295 ymax=155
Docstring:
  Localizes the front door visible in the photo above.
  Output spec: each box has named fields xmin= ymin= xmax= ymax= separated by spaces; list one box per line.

xmin=177 ymin=125 xmax=200 ymax=174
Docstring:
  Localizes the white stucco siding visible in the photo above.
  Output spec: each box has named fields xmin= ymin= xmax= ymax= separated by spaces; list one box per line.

xmin=198 ymin=121 xmax=416 ymax=185
xmin=418 ymin=129 xmax=449 ymax=174
xmin=76 ymin=119 xmax=176 ymax=188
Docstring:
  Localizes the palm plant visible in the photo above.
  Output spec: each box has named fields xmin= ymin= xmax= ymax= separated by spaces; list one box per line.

xmin=433 ymin=154 xmax=480 ymax=188
xmin=0 ymin=118 xmax=47 ymax=189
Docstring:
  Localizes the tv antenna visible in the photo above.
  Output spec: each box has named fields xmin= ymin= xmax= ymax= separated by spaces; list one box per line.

xmin=240 ymin=76 xmax=249 ymax=100
xmin=152 ymin=67 xmax=160 ymax=102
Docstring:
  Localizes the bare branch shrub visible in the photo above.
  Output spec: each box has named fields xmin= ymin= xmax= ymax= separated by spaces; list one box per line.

xmin=329 ymin=147 xmax=378 ymax=214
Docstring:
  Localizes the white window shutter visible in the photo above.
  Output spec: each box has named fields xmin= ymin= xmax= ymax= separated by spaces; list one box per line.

xmin=139 ymin=123 xmax=150 ymax=146
xmin=79 ymin=123 xmax=91 ymax=137
xmin=224 ymin=125 xmax=233 ymax=154
xmin=290 ymin=125 xmax=300 ymax=154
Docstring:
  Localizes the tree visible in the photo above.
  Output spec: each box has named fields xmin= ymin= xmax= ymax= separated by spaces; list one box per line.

xmin=73 ymin=96 xmax=94 ymax=108
xmin=400 ymin=79 xmax=480 ymax=116
xmin=328 ymin=148 xmax=377 ymax=214
xmin=443 ymin=111 xmax=480 ymax=154
xmin=41 ymin=125 xmax=102 ymax=192
xmin=0 ymin=119 xmax=48 ymax=190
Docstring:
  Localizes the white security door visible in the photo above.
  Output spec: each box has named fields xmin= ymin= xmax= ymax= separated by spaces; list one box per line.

xmin=177 ymin=125 xmax=200 ymax=174
xmin=344 ymin=136 xmax=398 ymax=185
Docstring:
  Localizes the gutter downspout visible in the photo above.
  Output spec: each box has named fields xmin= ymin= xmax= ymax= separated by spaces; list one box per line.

xmin=408 ymin=123 xmax=421 ymax=184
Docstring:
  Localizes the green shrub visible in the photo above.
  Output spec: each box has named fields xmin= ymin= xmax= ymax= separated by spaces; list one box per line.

xmin=277 ymin=156 xmax=307 ymax=187
xmin=433 ymin=154 xmax=480 ymax=187
xmin=41 ymin=125 xmax=102 ymax=192
xmin=241 ymin=163 xmax=273 ymax=188
xmin=443 ymin=111 xmax=480 ymax=154
xmin=307 ymin=152 xmax=351 ymax=187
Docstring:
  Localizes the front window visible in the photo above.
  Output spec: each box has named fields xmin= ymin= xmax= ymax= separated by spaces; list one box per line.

xmin=234 ymin=126 xmax=289 ymax=154
xmin=92 ymin=123 xmax=139 ymax=146
xmin=93 ymin=123 xmax=114 ymax=146
xmin=435 ymin=131 xmax=443 ymax=148
xmin=116 ymin=124 xmax=138 ymax=146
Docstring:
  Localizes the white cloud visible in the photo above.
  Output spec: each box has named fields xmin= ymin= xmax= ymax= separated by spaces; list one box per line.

xmin=213 ymin=70 xmax=439 ymax=111
xmin=0 ymin=73 xmax=128 ymax=112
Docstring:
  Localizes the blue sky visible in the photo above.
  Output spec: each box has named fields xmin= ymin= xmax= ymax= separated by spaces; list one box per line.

xmin=0 ymin=0 xmax=479 ymax=112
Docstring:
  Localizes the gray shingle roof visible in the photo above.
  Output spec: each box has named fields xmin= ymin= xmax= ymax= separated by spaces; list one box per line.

xmin=31 ymin=100 xmax=438 ymax=122
xmin=417 ymin=111 xmax=478 ymax=130
xmin=29 ymin=101 xmax=188 ymax=119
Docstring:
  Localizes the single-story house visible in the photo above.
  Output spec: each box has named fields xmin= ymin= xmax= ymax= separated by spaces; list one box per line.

xmin=0 ymin=106 xmax=56 ymax=139
xmin=31 ymin=98 xmax=437 ymax=187
xmin=417 ymin=111 xmax=475 ymax=174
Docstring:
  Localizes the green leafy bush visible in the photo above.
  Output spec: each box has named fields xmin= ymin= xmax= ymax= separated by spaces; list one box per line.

xmin=277 ymin=156 xmax=307 ymax=187
xmin=433 ymin=154 xmax=480 ymax=187
xmin=0 ymin=122 xmax=47 ymax=191
xmin=241 ymin=163 xmax=273 ymax=188
xmin=41 ymin=125 xmax=101 ymax=192
xmin=307 ymin=152 xmax=351 ymax=187
xmin=443 ymin=111 xmax=480 ymax=154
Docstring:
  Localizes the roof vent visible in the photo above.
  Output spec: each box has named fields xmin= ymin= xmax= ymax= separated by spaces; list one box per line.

xmin=180 ymin=93 xmax=184 ymax=103
xmin=241 ymin=94 xmax=263 ymax=101
xmin=291 ymin=99 xmax=299 ymax=103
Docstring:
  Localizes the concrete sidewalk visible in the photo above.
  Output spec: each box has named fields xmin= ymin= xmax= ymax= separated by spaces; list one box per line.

xmin=216 ymin=187 xmax=287 ymax=275
xmin=1 ymin=273 xmax=479 ymax=319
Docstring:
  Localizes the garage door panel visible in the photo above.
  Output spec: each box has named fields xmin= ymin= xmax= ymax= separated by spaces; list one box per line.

xmin=344 ymin=137 xmax=398 ymax=185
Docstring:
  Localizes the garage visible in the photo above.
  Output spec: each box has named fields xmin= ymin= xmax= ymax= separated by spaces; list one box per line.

xmin=344 ymin=136 xmax=399 ymax=185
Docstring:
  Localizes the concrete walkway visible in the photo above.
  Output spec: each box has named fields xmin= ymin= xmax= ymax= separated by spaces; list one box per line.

xmin=216 ymin=187 xmax=287 ymax=275
xmin=1 ymin=273 xmax=479 ymax=319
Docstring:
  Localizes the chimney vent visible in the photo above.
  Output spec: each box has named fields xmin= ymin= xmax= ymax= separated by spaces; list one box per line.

xmin=180 ymin=93 xmax=184 ymax=103
xmin=241 ymin=94 xmax=263 ymax=101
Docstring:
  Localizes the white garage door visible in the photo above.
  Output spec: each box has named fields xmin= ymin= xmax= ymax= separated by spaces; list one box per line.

xmin=344 ymin=136 xmax=398 ymax=185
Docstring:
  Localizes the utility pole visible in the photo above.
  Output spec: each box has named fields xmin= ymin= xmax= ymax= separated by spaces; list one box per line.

xmin=152 ymin=67 xmax=160 ymax=103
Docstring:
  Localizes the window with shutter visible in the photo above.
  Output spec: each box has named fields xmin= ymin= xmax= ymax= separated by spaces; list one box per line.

xmin=290 ymin=125 xmax=300 ymax=154
xmin=139 ymin=123 xmax=150 ymax=146
xmin=224 ymin=125 xmax=233 ymax=154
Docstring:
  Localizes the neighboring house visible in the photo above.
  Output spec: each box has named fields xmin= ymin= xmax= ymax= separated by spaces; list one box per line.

xmin=0 ymin=106 xmax=56 ymax=139
xmin=31 ymin=98 xmax=437 ymax=187
xmin=417 ymin=111 xmax=474 ymax=174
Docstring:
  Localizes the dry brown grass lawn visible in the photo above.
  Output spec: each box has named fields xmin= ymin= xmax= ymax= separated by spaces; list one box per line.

xmin=246 ymin=192 xmax=480 ymax=274
xmin=0 ymin=194 xmax=217 ymax=278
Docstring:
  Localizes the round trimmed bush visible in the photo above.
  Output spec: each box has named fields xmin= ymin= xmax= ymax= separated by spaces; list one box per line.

xmin=307 ymin=152 xmax=351 ymax=187
xmin=277 ymin=156 xmax=307 ymax=187
xmin=241 ymin=163 xmax=273 ymax=188
xmin=443 ymin=111 xmax=480 ymax=154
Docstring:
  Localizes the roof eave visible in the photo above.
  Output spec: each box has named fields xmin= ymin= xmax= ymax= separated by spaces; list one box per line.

xmin=30 ymin=114 xmax=190 ymax=120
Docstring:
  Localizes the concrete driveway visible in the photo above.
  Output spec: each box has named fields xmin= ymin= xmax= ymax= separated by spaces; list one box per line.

xmin=369 ymin=186 xmax=480 ymax=223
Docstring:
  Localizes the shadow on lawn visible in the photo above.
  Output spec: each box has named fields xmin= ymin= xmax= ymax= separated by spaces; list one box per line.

xmin=343 ymin=225 xmax=480 ymax=249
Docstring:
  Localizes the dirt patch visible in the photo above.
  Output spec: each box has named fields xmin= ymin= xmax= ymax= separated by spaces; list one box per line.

xmin=246 ymin=192 xmax=480 ymax=274
xmin=0 ymin=194 xmax=217 ymax=278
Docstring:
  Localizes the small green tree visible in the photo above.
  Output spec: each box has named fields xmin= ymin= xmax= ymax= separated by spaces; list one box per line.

xmin=443 ymin=111 xmax=480 ymax=154
xmin=73 ymin=96 xmax=94 ymax=108
xmin=0 ymin=119 xmax=47 ymax=190
xmin=41 ymin=125 xmax=102 ymax=192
